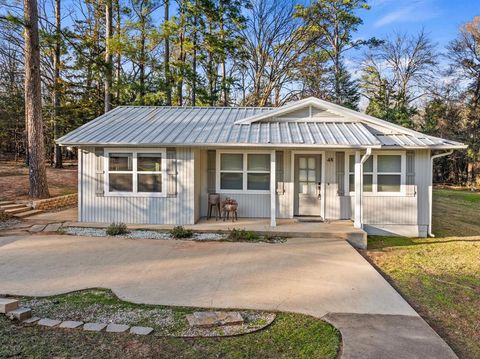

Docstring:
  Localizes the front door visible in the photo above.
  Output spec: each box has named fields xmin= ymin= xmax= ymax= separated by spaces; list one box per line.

xmin=294 ymin=154 xmax=322 ymax=217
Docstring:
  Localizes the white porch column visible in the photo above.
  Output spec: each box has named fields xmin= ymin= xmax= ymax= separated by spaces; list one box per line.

xmin=270 ymin=150 xmax=276 ymax=227
xmin=354 ymin=151 xmax=362 ymax=228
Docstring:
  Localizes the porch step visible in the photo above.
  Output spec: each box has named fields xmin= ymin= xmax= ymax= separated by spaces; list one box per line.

xmin=0 ymin=201 xmax=14 ymax=206
xmin=4 ymin=207 xmax=32 ymax=215
xmin=14 ymin=209 xmax=43 ymax=218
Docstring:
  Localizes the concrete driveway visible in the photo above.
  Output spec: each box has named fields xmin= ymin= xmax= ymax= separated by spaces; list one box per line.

xmin=0 ymin=233 xmax=415 ymax=318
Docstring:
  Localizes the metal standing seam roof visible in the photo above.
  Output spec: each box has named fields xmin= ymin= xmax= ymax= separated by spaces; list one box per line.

xmin=57 ymin=106 xmax=466 ymax=149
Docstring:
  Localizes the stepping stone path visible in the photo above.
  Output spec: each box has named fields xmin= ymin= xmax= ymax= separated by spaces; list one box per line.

xmin=23 ymin=317 xmax=41 ymax=324
xmin=59 ymin=320 xmax=84 ymax=329
xmin=1 ymin=297 xmax=154 ymax=337
xmin=130 ymin=326 xmax=154 ymax=335
xmin=44 ymin=223 xmax=62 ymax=232
xmin=83 ymin=323 xmax=107 ymax=332
xmin=186 ymin=311 xmax=244 ymax=328
xmin=106 ymin=323 xmax=130 ymax=333
xmin=28 ymin=224 xmax=47 ymax=233
xmin=38 ymin=318 xmax=62 ymax=327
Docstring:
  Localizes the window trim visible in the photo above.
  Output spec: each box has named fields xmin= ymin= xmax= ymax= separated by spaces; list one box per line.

xmin=216 ymin=150 xmax=272 ymax=194
xmin=104 ymin=148 xmax=167 ymax=197
xmin=345 ymin=151 xmax=406 ymax=196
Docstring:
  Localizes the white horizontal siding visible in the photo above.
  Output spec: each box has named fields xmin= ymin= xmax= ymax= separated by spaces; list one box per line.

xmin=79 ymin=146 xmax=194 ymax=225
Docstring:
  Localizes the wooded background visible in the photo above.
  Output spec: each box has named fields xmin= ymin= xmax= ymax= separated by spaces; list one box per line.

xmin=0 ymin=0 xmax=479 ymax=187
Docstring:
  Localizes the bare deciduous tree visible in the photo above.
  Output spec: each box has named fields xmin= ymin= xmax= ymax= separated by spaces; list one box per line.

xmin=239 ymin=0 xmax=313 ymax=106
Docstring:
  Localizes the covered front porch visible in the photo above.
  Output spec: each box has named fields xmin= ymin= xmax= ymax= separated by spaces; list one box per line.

xmin=196 ymin=147 xmax=370 ymax=230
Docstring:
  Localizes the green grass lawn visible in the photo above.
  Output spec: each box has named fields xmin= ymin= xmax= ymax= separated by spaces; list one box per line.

xmin=0 ymin=289 xmax=340 ymax=359
xmin=365 ymin=188 xmax=480 ymax=359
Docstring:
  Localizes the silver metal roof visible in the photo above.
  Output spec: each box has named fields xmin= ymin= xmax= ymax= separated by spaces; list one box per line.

xmin=58 ymin=105 xmax=465 ymax=149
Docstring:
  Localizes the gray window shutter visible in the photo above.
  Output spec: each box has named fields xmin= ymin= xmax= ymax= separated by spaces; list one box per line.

xmin=207 ymin=150 xmax=216 ymax=193
xmin=94 ymin=147 xmax=104 ymax=197
xmin=336 ymin=152 xmax=345 ymax=196
xmin=166 ymin=148 xmax=177 ymax=197
xmin=406 ymin=151 xmax=416 ymax=196
xmin=276 ymin=151 xmax=285 ymax=195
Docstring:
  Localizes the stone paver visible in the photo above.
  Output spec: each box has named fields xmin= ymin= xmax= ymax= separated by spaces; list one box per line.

xmin=59 ymin=320 xmax=84 ymax=329
xmin=187 ymin=311 xmax=244 ymax=328
xmin=83 ymin=322 xmax=107 ymax=332
xmin=38 ymin=318 xmax=62 ymax=327
xmin=6 ymin=307 xmax=31 ymax=321
xmin=130 ymin=326 xmax=154 ymax=335
xmin=0 ymin=298 xmax=19 ymax=313
xmin=23 ymin=316 xmax=41 ymax=324
xmin=43 ymin=223 xmax=62 ymax=232
xmin=106 ymin=323 xmax=130 ymax=333
xmin=28 ymin=224 xmax=46 ymax=233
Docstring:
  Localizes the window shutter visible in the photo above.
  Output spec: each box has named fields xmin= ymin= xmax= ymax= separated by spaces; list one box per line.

xmin=94 ymin=147 xmax=104 ymax=197
xmin=406 ymin=151 xmax=416 ymax=196
xmin=275 ymin=151 xmax=285 ymax=195
xmin=336 ymin=152 xmax=345 ymax=196
xmin=207 ymin=150 xmax=216 ymax=192
xmin=166 ymin=148 xmax=177 ymax=197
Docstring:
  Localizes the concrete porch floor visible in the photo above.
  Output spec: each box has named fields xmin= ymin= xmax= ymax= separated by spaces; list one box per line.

xmin=27 ymin=208 xmax=367 ymax=248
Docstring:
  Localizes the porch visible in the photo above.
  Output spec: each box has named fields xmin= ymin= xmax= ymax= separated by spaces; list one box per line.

xmin=25 ymin=208 xmax=367 ymax=249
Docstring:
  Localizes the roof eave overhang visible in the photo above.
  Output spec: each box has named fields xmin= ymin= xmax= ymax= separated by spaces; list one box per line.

xmin=58 ymin=142 xmax=382 ymax=149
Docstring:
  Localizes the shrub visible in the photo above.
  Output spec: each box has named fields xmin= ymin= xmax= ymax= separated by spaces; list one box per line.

xmin=227 ymin=228 xmax=259 ymax=242
xmin=106 ymin=222 xmax=129 ymax=236
xmin=170 ymin=226 xmax=193 ymax=238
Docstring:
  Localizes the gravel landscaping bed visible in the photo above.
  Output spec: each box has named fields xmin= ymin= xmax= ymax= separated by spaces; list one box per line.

xmin=63 ymin=226 xmax=285 ymax=243
xmin=23 ymin=298 xmax=175 ymax=328
xmin=0 ymin=218 xmax=21 ymax=230
xmin=21 ymin=289 xmax=276 ymax=337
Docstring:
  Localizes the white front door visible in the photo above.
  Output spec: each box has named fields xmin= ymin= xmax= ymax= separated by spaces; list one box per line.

xmin=294 ymin=154 xmax=323 ymax=217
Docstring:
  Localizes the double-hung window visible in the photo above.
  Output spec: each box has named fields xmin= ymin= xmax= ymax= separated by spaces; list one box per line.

xmin=105 ymin=149 xmax=166 ymax=197
xmin=347 ymin=152 xmax=405 ymax=195
xmin=218 ymin=152 xmax=271 ymax=192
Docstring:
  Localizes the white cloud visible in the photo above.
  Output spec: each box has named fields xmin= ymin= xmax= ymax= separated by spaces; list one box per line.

xmin=373 ymin=1 xmax=439 ymax=28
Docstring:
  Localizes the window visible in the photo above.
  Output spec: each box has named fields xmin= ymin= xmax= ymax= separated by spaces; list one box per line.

xmin=105 ymin=149 xmax=166 ymax=197
xmin=347 ymin=152 xmax=404 ymax=195
xmin=377 ymin=155 xmax=401 ymax=192
xmin=247 ymin=154 xmax=270 ymax=190
xmin=218 ymin=152 xmax=271 ymax=192
xmin=348 ymin=155 xmax=373 ymax=192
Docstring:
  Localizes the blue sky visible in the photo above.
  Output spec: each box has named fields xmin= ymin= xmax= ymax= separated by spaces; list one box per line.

xmin=358 ymin=0 xmax=479 ymax=50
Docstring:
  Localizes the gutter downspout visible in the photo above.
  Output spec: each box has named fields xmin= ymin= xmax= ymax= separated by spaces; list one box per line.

xmin=360 ymin=147 xmax=373 ymax=229
xmin=429 ymin=150 xmax=453 ymax=237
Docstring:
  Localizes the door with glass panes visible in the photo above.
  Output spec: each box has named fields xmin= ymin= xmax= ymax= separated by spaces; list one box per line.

xmin=294 ymin=154 xmax=322 ymax=217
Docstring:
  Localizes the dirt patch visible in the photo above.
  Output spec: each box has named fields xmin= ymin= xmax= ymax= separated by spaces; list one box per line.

xmin=0 ymin=161 xmax=77 ymax=201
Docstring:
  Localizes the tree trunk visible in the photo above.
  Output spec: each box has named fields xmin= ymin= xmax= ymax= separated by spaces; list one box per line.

xmin=219 ymin=0 xmax=227 ymax=106
xmin=24 ymin=0 xmax=50 ymax=198
xmin=53 ymin=0 xmax=62 ymax=168
xmin=139 ymin=15 xmax=146 ymax=105
xmin=115 ymin=0 xmax=121 ymax=103
xmin=104 ymin=0 xmax=113 ymax=112
xmin=192 ymin=17 xmax=197 ymax=106
xmin=164 ymin=0 xmax=171 ymax=105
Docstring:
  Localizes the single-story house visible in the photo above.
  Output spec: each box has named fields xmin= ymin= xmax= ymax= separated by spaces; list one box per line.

xmin=57 ymin=97 xmax=466 ymax=237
